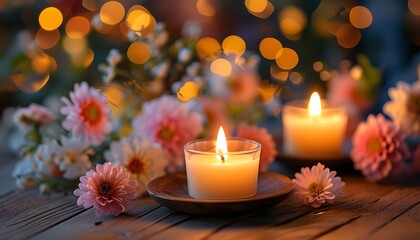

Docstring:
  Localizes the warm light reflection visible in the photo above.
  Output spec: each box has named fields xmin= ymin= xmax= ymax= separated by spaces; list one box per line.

xmin=222 ymin=35 xmax=246 ymax=56
xmin=127 ymin=41 xmax=151 ymax=64
xmin=197 ymin=37 xmax=221 ymax=60
xmin=66 ymin=16 xmax=91 ymax=39
xmin=39 ymin=7 xmax=63 ymax=31
xmin=245 ymin=0 xmax=267 ymax=13
xmin=177 ymin=81 xmax=200 ymax=102
xmin=259 ymin=37 xmax=283 ymax=60
xmin=308 ymin=92 xmax=321 ymax=117
xmin=409 ymin=0 xmax=420 ymax=15
xmin=275 ymin=48 xmax=299 ymax=70
xmin=349 ymin=6 xmax=373 ymax=29
xmin=35 ymin=28 xmax=60 ymax=49
xmin=216 ymin=126 xmax=228 ymax=161
xmin=210 ymin=58 xmax=232 ymax=77
xmin=351 ymin=66 xmax=363 ymax=80
xmin=336 ymin=24 xmax=361 ymax=48
xmin=100 ymin=1 xmax=125 ymax=25
xmin=279 ymin=6 xmax=307 ymax=40
xmin=196 ymin=0 xmax=215 ymax=17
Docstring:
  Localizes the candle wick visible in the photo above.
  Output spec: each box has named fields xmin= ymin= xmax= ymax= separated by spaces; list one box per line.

xmin=220 ymin=154 xmax=225 ymax=163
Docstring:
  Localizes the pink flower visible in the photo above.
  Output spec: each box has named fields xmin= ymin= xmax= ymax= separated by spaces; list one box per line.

xmin=60 ymin=82 xmax=112 ymax=146
xmin=201 ymin=97 xmax=232 ymax=138
xmin=293 ymin=163 xmax=345 ymax=208
xmin=13 ymin=103 xmax=55 ymax=131
xmin=351 ymin=114 xmax=410 ymax=181
xmin=228 ymin=71 xmax=260 ymax=105
xmin=235 ymin=124 xmax=277 ymax=171
xmin=132 ymin=95 xmax=203 ymax=170
xmin=328 ymin=72 xmax=373 ymax=112
xmin=408 ymin=145 xmax=420 ymax=176
xmin=74 ymin=162 xmax=137 ymax=216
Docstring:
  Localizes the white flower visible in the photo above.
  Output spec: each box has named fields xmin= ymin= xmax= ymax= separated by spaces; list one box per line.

xmin=178 ymin=48 xmax=192 ymax=63
xmin=293 ymin=163 xmax=345 ymax=208
xmin=12 ymin=156 xmax=37 ymax=189
xmin=383 ymin=81 xmax=420 ymax=135
xmin=105 ymin=135 xmax=169 ymax=196
xmin=106 ymin=49 xmax=122 ymax=66
xmin=33 ymin=139 xmax=61 ymax=178
xmin=13 ymin=103 xmax=55 ymax=132
xmin=55 ymin=136 xmax=94 ymax=180
xmin=99 ymin=63 xmax=117 ymax=84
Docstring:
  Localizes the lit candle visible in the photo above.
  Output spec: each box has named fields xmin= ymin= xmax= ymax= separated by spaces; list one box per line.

xmin=282 ymin=92 xmax=348 ymax=158
xmin=184 ymin=127 xmax=261 ymax=199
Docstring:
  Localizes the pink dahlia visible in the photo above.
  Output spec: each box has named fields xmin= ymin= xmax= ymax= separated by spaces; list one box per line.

xmin=13 ymin=103 xmax=55 ymax=131
xmin=235 ymin=124 xmax=277 ymax=171
xmin=351 ymin=114 xmax=410 ymax=181
xmin=293 ymin=163 xmax=345 ymax=208
xmin=132 ymin=95 xmax=203 ymax=170
xmin=74 ymin=162 xmax=137 ymax=216
xmin=61 ymin=82 xmax=112 ymax=146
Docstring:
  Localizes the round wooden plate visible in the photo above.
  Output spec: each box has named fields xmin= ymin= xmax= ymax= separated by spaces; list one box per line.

xmin=147 ymin=172 xmax=294 ymax=216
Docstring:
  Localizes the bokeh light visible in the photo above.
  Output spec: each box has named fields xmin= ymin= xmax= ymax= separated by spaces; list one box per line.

xmin=349 ymin=6 xmax=373 ymax=29
xmin=351 ymin=66 xmax=363 ymax=80
xmin=336 ymin=24 xmax=361 ymax=48
xmin=210 ymin=58 xmax=232 ymax=76
xmin=313 ymin=61 xmax=323 ymax=72
xmin=275 ymin=48 xmax=299 ymax=70
xmin=11 ymin=73 xmax=50 ymax=93
xmin=259 ymin=37 xmax=283 ymax=60
xmin=247 ymin=1 xmax=274 ymax=19
xmin=196 ymin=37 xmax=221 ymax=60
xmin=177 ymin=81 xmax=200 ymax=102
xmin=245 ymin=0 xmax=267 ymax=13
xmin=408 ymin=0 xmax=420 ymax=16
xmin=63 ymin=36 xmax=87 ymax=56
xmin=279 ymin=6 xmax=307 ymax=40
xmin=31 ymin=54 xmax=57 ymax=74
xmin=222 ymin=35 xmax=246 ymax=56
xmin=39 ymin=7 xmax=63 ymax=31
xmin=35 ymin=28 xmax=60 ymax=49
xmin=126 ymin=6 xmax=156 ymax=36
xmin=196 ymin=0 xmax=215 ymax=17
xmin=270 ymin=64 xmax=289 ymax=82
xmin=290 ymin=71 xmax=302 ymax=85
xmin=66 ymin=16 xmax=91 ymax=39
xmin=127 ymin=41 xmax=151 ymax=64
xmin=100 ymin=1 xmax=125 ymax=25
xmin=319 ymin=70 xmax=331 ymax=81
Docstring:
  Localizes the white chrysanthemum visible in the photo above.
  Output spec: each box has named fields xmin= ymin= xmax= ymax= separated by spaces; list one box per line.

xmin=33 ymin=139 xmax=61 ymax=178
xmin=383 ymin=81 xmax=420 ymax=135
xmin=55 ymin=136 xmax=94 ymax=180
xmin=105 ymin=135 xmax=169 ymax=196
xmin=293 ymin=163 xmax=345 ymax=208
xmin=12 ymin=156 xmax=37 ymax=189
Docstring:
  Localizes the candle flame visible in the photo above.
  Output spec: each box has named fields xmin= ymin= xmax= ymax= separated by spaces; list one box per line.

xmin=308 ymin=92 xmax=321 ymax=117
xmin=216 ymin=126 xmax=228 ymax=162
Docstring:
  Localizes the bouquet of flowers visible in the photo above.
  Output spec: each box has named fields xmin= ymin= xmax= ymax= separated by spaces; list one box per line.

xmin=9 ymin=15 xmax=279 ymax=197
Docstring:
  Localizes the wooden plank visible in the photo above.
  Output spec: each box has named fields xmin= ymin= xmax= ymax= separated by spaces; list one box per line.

xmin=33 ymin=197 xmax=161 ymax=240
xmin=366 ymin=203 xmax=420 ymax=240
xmin=207 ymin=176 xmax=397 ymax=240
xmin=317 ymin=187 xmax=420 ymax=240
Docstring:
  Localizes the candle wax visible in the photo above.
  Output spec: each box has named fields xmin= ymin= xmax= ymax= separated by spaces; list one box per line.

xmin=186 ymin=154 xmax=259 ymax=199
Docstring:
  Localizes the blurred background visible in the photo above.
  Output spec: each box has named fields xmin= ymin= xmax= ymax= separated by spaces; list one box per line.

xmin=0 ymin=0 xmax=419 ymax=117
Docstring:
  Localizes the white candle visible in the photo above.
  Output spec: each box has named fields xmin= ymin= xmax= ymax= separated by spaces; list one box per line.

xmin=184 ymin=127 xmax=261 ymax=199
xmin=282 ymin=92 xmax=348 ymax=158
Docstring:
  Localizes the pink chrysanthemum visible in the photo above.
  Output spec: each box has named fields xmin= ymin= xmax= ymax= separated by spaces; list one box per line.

xmin=132 ymin=95 xmax=203 ymax=170
xmin=235 ymin=124 xmax=277 ymax=171
xmin=74 ymin=162 xmax=137 ymax=216
xmin=293 ymin=163 xmax=345 ymax=208
xmin=13 ymin=103 xmax=55 ymax=131
xmin=351 ymin=114 xmax=410 ymax=181
xmin=60 ymin=82 xmax=112 ymax=146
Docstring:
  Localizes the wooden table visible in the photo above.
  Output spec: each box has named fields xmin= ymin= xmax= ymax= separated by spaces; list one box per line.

xmin=1 ymin=154 xmax=419 ymax=240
